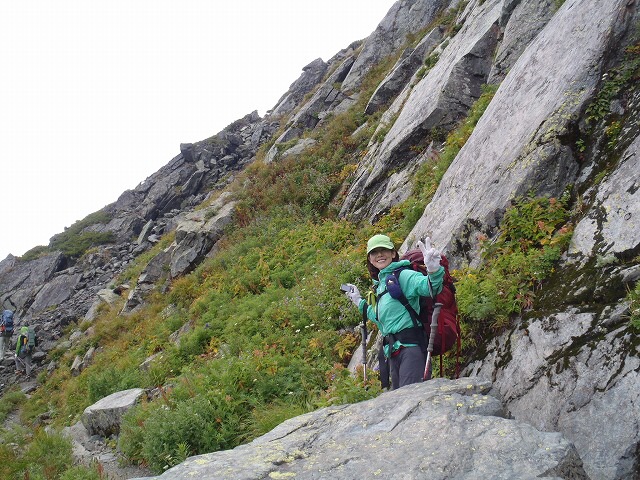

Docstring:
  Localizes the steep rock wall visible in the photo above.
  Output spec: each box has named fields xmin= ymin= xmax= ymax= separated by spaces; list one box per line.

xmin=341 ymin=0 xmax=505 ymax=221
xmin=407 ymin=0 xmax=633 ymax=261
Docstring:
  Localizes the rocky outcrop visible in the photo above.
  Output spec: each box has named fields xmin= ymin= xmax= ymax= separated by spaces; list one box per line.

xmin=341 ymin=0 xmax=449 ymax=93
xmin=466 ymin=304 xmax=638 ymax=480
xmin=265 ymin=0 xmax=449 ymax=157
xmin=266 ymin=56 xmax=356 ymax=162
xmin=341 ymin=0 xmax=504 ymax=222
xmin=406 ymin=0 xmax=634 ymax=261
xmin=133 ymin=378 xmax=588 ymax=480
xmin=365 ymin=26 xmax=444 ymax=115
xmin=122 ymin=192 xmax=237 ymax=313
xmin=0 ymin=252 xmax=67 ymax=315
xmin=270 ymin=58 xmax=328 ymax=117
xmin=106 ymin=111 xmax=273 ymax=240
xmin=169 ymin=192 xmax=237 ymax=278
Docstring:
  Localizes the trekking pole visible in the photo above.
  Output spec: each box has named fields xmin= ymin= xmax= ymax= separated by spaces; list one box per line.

xmin=360 ymin=308 xmax=368 ymax=384
xmin=424 ymin=302 xmax=442 ymax=381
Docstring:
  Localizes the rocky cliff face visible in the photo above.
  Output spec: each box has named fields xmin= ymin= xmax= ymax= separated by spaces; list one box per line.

xmin=1 ymin=0 xmax=639 ymax=479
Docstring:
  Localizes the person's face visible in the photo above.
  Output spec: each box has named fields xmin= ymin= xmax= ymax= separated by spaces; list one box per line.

xmin=368 ymin=247 xmax=395 ymax=270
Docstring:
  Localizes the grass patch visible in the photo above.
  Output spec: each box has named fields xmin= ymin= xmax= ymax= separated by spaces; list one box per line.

xmin=455 ymin=193 xmax=573 ymax=337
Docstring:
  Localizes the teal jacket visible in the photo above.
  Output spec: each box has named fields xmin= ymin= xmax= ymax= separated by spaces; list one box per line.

xmin=358 ymin=260 xmax=444 ymax=357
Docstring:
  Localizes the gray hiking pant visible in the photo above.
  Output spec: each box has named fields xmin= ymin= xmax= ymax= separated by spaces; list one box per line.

xmin=0 ymin=335 xmax=9 ymax=359
xmin=389 ymin=345 xmax=426 ymax=390
xmin=15 ymin=352 xmax=32 ymax=376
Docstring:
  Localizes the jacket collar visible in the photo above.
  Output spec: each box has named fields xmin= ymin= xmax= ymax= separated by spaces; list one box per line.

xmin=374 ymin=259 xmax=410 ymax=287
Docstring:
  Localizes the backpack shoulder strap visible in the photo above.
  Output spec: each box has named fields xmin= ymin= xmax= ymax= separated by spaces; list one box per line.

xmin=386 ymin=267 xmax=421 ymax=328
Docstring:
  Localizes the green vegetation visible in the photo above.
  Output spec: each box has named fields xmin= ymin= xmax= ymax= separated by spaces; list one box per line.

xmin=48 ymin=210 xmax=115 ymax=257
xmin=19 ymin=245 xmax=51 ymax=261
xmin=585 ymin=40 xmax=640 ymax=124
xmin=0 ymin=389 xmax=25 ymax=423
xmin=0 ymin=427 xmax=102 ymax=479
xmin=455 ymin=193 xmax=573 ymax=333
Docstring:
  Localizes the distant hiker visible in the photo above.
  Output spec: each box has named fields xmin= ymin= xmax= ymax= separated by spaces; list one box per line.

xmin=0 ymin=309 xmax=15 ymax=359
xmin=343 ymin=234 xmax=444 ymax=390
xmin=15 ymin=325 xmax=37 ymax=377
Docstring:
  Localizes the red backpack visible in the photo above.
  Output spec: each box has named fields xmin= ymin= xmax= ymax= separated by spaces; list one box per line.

xmin=390 ymin=249 xmax=461 ymax=378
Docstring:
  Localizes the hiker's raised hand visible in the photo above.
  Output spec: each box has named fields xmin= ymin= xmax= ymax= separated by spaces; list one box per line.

xmin=344 ymin=283 xmax=362 ymax=307
xmin=417 ymin=237 xmax=441 ymax=273
xmin=416 ymin=237 xmax=433 ymax=260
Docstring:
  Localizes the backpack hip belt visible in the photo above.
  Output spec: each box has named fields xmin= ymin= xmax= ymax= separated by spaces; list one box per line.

xmin=385 ymin=326 xmax=425 ymax=351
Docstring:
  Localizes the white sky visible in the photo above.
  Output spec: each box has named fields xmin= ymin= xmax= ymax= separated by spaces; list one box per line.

xmin=1 ymin=0 xmax=396 ymax=259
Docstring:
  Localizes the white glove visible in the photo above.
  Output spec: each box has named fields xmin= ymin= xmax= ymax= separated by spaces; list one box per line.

xmin=344 ymin=283 xmax=362 ymax=307
xmin=416 ymin=237 xmax=442 ymax=273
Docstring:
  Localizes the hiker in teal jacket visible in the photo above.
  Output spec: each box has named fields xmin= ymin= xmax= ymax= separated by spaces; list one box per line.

xmin=344 ymin=234 xmax=444 ymax=390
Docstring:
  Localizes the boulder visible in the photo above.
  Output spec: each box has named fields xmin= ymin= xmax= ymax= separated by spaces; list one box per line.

xmin=279 ymin=138 xmax=317 ymax=159
xmin=270 ymin=55 xmax=356 ymax=154
xmin=81 ymin=388 xmax=145 ymax=437
xmin=170 ymin=193 xmax=237 ymax=278
xmin=28 ymin=271 xmax=83 ymax=313
xmin=84 ymin=288 xmax=122 ymax=321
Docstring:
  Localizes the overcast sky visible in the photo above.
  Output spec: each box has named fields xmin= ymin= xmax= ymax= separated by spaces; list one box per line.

xmin=1 ymin=0 xmax=396 ymax=259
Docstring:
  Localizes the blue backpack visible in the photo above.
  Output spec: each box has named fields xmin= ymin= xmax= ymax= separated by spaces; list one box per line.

xmin=1 ymin=310 xmax=14 ymax=336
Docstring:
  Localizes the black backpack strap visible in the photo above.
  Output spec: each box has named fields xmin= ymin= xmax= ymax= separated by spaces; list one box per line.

xmin=388 ymin=268 xmax=421 ymax=328
xmin=375 ymin=291 xmax=386 ymax=324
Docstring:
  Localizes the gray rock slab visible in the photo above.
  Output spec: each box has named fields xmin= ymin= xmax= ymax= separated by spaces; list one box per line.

xmin=569 ymin=134 xmax=640 ymax=259
xmin=139 ymin=378 xmax=587 ymax=480
xmin=341 ymin=0 xmax=504 ymax=222
xmin=467 ymin=307 xmax=639 ymax=480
